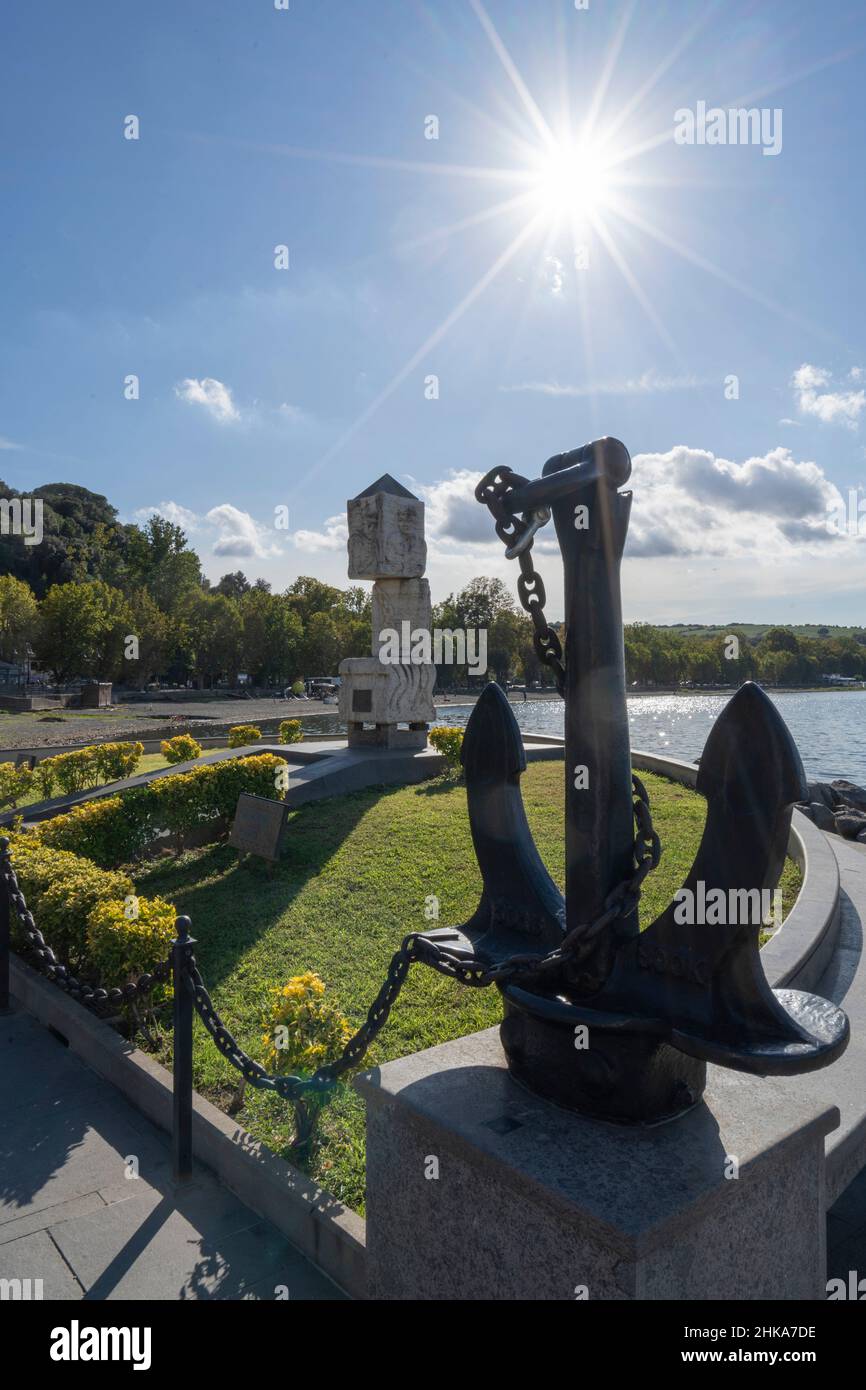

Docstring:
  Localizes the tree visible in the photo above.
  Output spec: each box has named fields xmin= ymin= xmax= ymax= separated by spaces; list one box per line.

xmin=286 ymin=576 xmax=344 ymax=625
xmin=122 ymin=590 xmax=173 ymax=689
xmin=178 ymin=591 xmax=242 ymax=687
xmin=452 ymin=577 xmax=514 ymax=630
xmin=129 ymin=515 xmax=203 ymax=611
xmin=0 ymin=574 xmax=38 ymax=663
xmin=301 ymin=611 xmax=341 ymax=676
xmin=216 ymin=571 xmax=251 ymax=599
xmin=34 ymin=581 xmax=131 ymax=682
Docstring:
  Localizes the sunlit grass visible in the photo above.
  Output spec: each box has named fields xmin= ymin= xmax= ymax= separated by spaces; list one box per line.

xmin=134 ymin=764 xmax=800 ymax=1214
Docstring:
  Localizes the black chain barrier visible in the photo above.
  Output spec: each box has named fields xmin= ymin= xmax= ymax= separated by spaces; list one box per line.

xmin=0 ymin=837 xmax=172 ymax=1015
xmin=0 ymin=727 xmax=660 ymax=1168
xmin=179 ymin=772 xmax=659 ymax=1102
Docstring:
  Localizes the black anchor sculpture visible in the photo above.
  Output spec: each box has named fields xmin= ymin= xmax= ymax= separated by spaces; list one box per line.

xmin=424 ymin=438 xmax=849 ymax=1124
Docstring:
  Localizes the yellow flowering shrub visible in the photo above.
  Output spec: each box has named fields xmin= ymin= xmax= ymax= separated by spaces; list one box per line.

xmin=0 ymin=761 xmax=34 ymax=809
xmin=228 ymin=724 xmax=261 ymax=748
xmin=7 ymin=835 xmax=134 ymax=969
xmin=429 ymin=725 xmax=464 ymax=771
xmin=261 ymin=972 xmax=352 ymax=1075
xmin=161 ymin=734 xmax=202 ymax=765
xmin=86 ymin=895 xmax=177 ymax=993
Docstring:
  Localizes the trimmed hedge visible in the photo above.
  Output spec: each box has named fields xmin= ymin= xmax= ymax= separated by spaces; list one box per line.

xmin=429 ymin=726 xmax=464 ymax=770
xmin=161 ymin=734 xmax=202 ymax=764
xmin=0 ymin=761 xmax=34 ymax=810
xmin=35 ymin=753 xmax=289 ymax=868
xmin=87 ymin=895 xmax=177 ymax=992
xmin=228 ymin=724 xmax=261 ymax=748
xmin=8 ymin=836 xmax=135 ymax=970
xmin=35 ymin=741 xmax=144 ymax=797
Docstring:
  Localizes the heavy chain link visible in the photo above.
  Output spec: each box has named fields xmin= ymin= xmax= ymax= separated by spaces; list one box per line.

xmin=475 ymin=466 xmax=566 ymax=694
xmin=1 ymin=851 xmax=172 ymax=1014
xmin=179 ymin=774 xmax=660 ymax=1108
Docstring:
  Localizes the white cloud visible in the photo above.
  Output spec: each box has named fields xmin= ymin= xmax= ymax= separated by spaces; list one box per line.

xmin=174 ymin=377 xmax=240 ymax=424
xmin=0 ymin=436 xmax=22 ymax=451
xmin=132 ymin=500 xmax=281 ymax=559
xmin=414 ymin=447 xmax=851 ymax=565
xmin=133 ymin=500 xmax=201 ymax=531
xmin=291 ymin=513 xmax=349 ymax=553
xmin=500 ymin=369 xmax=709 ymax=398
xmin=792 ymin=363 xmax=866 ymax=429
xmin=205 ymin=503 xmax=280 ymax=558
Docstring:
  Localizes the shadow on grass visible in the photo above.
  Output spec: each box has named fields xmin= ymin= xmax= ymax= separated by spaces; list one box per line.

xmin=132 ymin=788 xmax=390 ymax=993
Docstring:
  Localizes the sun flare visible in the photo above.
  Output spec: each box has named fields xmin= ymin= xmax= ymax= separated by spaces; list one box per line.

xmin=530 ymin=137 xmax=615 ymax=223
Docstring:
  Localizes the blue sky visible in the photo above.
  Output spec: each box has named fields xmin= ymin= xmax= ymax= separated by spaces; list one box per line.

xmin=2 ymin=0 xmax=865 ymax=622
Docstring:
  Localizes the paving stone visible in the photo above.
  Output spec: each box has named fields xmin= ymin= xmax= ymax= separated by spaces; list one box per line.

xmin=0 ymin=1228 xmax=82 ymax=1299
xmin=0 ymin=1190 xmax=106 ymax=1248
xmin=50 ymin=1199 xmax=337 ymax=1301
xmin=1 ymin=1012 xmax=343 ymax=1300
xmin=0 ymin=1095 xmax=172 ymax=1226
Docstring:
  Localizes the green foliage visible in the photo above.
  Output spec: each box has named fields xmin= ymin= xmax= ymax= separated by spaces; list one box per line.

xmin=34 ymin=579 xmax=133 ymax=682
xmin=8 ymin=835 xmax=134 ymax=968
xmin=429 ymin=726 xmax=464 ymax=769
xmin=160 ymin=734 xmax=202 ymax=764
xmin=279 ymin=719 xmax=303 ymax=744
xmin=0 ymin=574 xmax=38 ymax=663
xmin=86 ymin=895 xmax=177 ymax=992
xmin=36 ymin=793 xmax=153 ymax=866
xmin=34 ymin=754 xmax=288 ymax=867
xmin=228 ymin=724 xmax=261 ymax=748
xmin=0 ymin=761 xmax=34 ymax=809
xmin=35 ymin=741 xmax=143 ymax=796
xmin=260 ymin=973 xmax=351 ymax=1074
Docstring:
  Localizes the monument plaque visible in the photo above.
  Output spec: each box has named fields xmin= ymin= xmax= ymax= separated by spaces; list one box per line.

xmin=229 ymin=793 xmax=288 ymax=863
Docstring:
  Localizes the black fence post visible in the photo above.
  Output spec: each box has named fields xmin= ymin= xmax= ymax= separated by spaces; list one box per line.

xmin=172 ymin=915 xmax=195 ymax=1183
xmin=0 ymin=837 xmax=10 ymax=1014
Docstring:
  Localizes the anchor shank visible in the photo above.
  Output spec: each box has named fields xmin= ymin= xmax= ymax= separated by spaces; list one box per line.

xmin=543 ymin=450 xmax=635 ymax=940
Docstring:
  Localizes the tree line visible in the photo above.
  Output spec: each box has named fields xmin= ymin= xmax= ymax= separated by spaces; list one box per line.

xmin=0 ymin=480 xmax=862 ymax=690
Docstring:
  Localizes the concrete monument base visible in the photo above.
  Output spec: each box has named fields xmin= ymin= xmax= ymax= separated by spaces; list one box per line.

xmin=356 ymin=1026 xmax=838 ymax=1301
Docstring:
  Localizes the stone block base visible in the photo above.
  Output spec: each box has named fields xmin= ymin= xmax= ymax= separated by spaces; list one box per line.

xmin=347 ymin=723 xmax=427 ymax=750
xmin=356 ymin=1026 xmax=838 ymax=1301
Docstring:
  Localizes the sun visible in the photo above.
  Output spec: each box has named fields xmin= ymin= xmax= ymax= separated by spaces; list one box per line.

xmin=530 ymin=136 xmax=614 ymax=224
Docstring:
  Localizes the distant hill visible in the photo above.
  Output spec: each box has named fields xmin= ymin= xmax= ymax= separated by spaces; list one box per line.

xmin=661 ymin=623 xmax=866 ymax=642
xmin=0 ymin=479 xmax=122 ymax=596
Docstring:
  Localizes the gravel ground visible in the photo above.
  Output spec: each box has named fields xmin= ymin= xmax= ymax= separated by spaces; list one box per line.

xmin=0 ymin=690 xmax=562 ymax=753
xmin=0 ymin=699 xmax=336 ymax=751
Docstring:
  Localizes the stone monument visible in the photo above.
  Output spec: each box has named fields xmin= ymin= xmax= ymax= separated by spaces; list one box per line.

xmin=338 ymin=475 xmax=436 ymax=749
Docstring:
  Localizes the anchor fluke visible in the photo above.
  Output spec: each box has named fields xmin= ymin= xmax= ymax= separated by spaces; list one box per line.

xmin=594 ymin=681 xmax=849 ymax=1075
xmin=426 ymin=683 xmax=565 ymax=964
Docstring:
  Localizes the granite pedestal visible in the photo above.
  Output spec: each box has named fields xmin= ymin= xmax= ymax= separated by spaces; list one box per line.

xmin=356 ymin=1026 xmax=839 ymax=1301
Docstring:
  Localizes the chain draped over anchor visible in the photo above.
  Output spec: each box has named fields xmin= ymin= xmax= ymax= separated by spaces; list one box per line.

xmin=0 ymin=444 xmax=662 ymax=1142
xmin=176 ymin=773 xmax=660 ymax=1126
xmin=475 ymin=466 xmax=566 ymax=695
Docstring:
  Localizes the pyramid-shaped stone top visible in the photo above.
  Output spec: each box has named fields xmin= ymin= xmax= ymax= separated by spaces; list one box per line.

xmin=354 ymin=473 xmax=418 ymax=501
xmin=347 ymin=474 xmax=426 ymax=578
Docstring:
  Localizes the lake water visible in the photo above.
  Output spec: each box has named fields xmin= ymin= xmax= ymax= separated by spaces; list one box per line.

xmin=302 ymin=690 xmax=866 ymax=786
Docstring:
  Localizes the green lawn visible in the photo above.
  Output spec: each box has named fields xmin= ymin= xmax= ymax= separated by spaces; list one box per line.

xmin=131 ymin=764 xmax=802 ymax=1215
